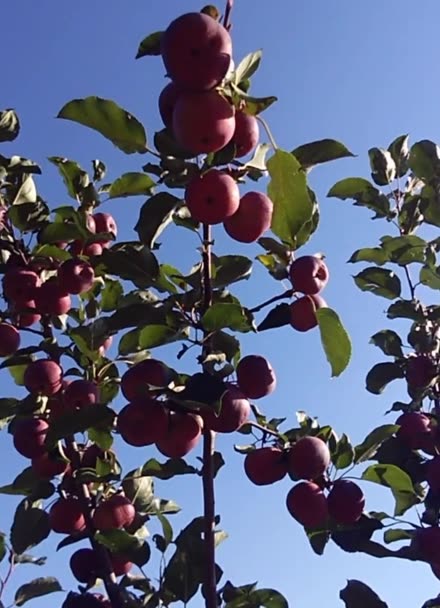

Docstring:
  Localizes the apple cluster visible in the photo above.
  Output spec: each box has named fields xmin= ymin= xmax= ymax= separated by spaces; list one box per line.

xmin=158 ymin=11 xmax=274 ymax=243
xmin=288 ymin=255 xmax=329 ymax=332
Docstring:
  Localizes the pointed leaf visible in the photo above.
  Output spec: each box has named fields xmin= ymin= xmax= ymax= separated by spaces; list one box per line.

xmin=202 ymin=303 xmax=253 ymax=333
xmin=362 ymin=464 xmax=415 ymax=494
xmin=340 ymin=580 xmax=388 ymax=608
xmin=316 ymin=308 xmax=351 ymax=377
xmin=141 ymin=458 xmax=197 ymax=480
xmin=233 ymin=50 xmax=262 ymax=84
xmin=257 ymin=303 xmax=291 ymax=331
xmin=138 ymin=325 xmax=188 ymax=349
xmin=15 ymin=577 xmax=62 ymax=606
xmin=48 ymin=157 xmax=88 ymax=199
xmin=383 ymin=528 xmax=414 ymax=544
xmin=354 ymin=268 xmax=401 ymax=299
xmin=292 ymin=139 xmax=355 ymax=170
xmin=366 ymin=362 xmax=404 ymax=394
xmin=348 ymin=247 xmax=389 ymax=265
xmin=328 ymin=178 xmax=391 ymax=218
xmin=332 ymin=434 xmax=355 ymax=469
xmin=135 ymin=193 xmax=181 ymax=249
xmin=388 ymin=135 xmax=409 ymax=177
xmin=212 ymin=255 xmax=252 ymax=288
xmin=368 ymin=147 xmax=396 ymax=186
xmin=354 ymin=425 xmax=400 ymax=463
xmin=370 ymin=330 xmax=403 ymax=358
xmin=409 ymin=140 xmax=440 ymax=180
xmin=11 ymin=501 xmax=51 ymax=554
xmin=136 ymin=31 xmax=163 ymax=58
xmin=108 ymin=172 xmax=155 ymax=199
xmin=387 ymin=299 xmax=425 ymax=322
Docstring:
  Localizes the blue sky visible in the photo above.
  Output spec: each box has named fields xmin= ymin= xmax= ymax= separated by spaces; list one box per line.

xmin=2 ymin=1 xmax=440 ymax=606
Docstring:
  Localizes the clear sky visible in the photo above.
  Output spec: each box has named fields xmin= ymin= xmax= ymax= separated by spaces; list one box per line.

xmin=2 ymin=1 xmax=440 ymax=607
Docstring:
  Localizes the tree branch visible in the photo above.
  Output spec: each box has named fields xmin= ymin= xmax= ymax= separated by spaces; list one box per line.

xmin=223 ymin=0 xmax=233 ymax=30
xmin=249 ymin=289 xmax=293 ymax=314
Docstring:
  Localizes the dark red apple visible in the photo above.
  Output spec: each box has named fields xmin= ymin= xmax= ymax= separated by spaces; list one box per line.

xmin=159 ymin=82 xmax=180 ymax=128
xmin=396 ymin=412 xmax=432 ymax=449
xmin=59 ymin=258 xmax=95 ymax=294
xmin=121 ymin=359 xmax=172 ymax=401
xmin=92 ymin=494 xmax=136 ymax=531
xmin=172 ymin=90 xmax=235 ymax=155
xmin=93 ymin=212 xmax=117 ymax=249
xmin=24 ymin=359 xmax=63 ymax=396
xmin=286 ymin=481 xmax=328 ymax=527
xmin=236 ymin=354 xmax=276 ymax=399
xmin=406 ymin=355 xmax=438 ymax=389
xmin=3 ymin=268 xmax=40 ymax=304
xmin=327 ymin=480 xmax=365 ymax=524
xmin=289 ymin=255 xmax=329 ymax=295
xmin=161 ymin=12 xmax=232 ymax=91
xmin=32 ymin=452 xmax=69 ymax=478
xmin=231 ymin=111 xmax=259 ymax=158
xmin=110 ymin=554 xmax=133 ymax=577
xmin=49 ymin=497 xmax=86 ymax=534
xmin=289 ymin=295 xmax=327 ymax=332
xmin=117 ymin=399 xmax=168 ymax=447
xmin=244 ymin=447 xmax=287 ymax=485
xmin=0 ymin=322 xmax=20 ymax=357
xmin=64 ymin=380 xmax=99 ymax=410
xmin=13 ymin=418 xmax=49 ymax=458
xmin=70 ymin=548 xmax=100 ymax=584
xmin=413 ymin=527 xmax=440 ymax=564
xmin=34 ymin=279 xmax=71 ymax=315
xmin=81 ymin=444 xmax=106 ymax=468
xmin=223 ymin=191 xmax=273 ymax=243
xmin=185 ymin=169 xmax=240 ymax=224
xmin=156 ymin=412 xmax=202 ymax=458
xmin=12 ymin=300 xmax=40 ymax=328
xmin=287 ymin=436 xmax=330 ymax=480
xmin=203 ymin=385 xmax=250 ymax=433
xmin=427 ymin=456 xmax=440 ymax=491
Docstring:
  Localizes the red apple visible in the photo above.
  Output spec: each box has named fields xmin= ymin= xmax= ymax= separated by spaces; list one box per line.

xmin=49 ymin=497 xmax=86 ymax=534
xmin=161 ymin=12 xmax=232 ymax=91
xmin=3 ymin=268 xmax=40 ymax=304
xmin=232 ymin=111 xmax=259 ymax=158
xmin=64 ymin=380 xmax=100 ymax=410
xmin=32 ymin=452 xmax=69 ymax=478
xmin=286 ymin=481 xmax=328 ymax=527
xmin=98 ymin=336 xmax=113 ymax=357
xmin=156 ymin=412 xmax=202 ymax=458
xmin=173 ymin=90 xmax=235 ymax=155
xmin=224 ymin=191 xmax=273 ymax=243
xmin=110 ymin=554 xmax=132 ymax=577
xmin=93 ymin=212 xmax=117 ymax=249
xmin=327 ymin=480 xmax=365 ymax=524
xmin=121 ymin=359 xmax=172 ymax=401
xmin=203 ymin=386 xmax=250 ymax=433
xmin=13 ymin=418 xmax=49 ymax=458
xmin=117 ymin=399 xmax=168 ymax=447
xmin=24 ymin=359 xmax=63 ymax=396
xmin=236 ymin=355 xmax=276 ymax=399
xmin=92 ymin=495 xmax=136 ymax=531
xmin=0 ymin=322 xmax=20 ymax=356
xmin=406 ymin=355 xmax=438 ymax=389
xmin=289 ymin=294 xmax=327 ymax=332
xmin=185 ymin=169 xmax=240 ymax=224
xmin=287 ymin=436 xmax=330 ymax=480
xmin=244 ymin=447 xmax=287 ymax=485
xmin=289 ymin=255 xmax=329 ymax=295
xmin=59 ymin=258 xmax=95 ymax=294
xmin=396 ymin=412 xmax=432 ymax=449
xmin=34 ymin=279 xmax=71 ymax=315
xmin=413 ymin=527 xmax=440 ymax=564
xmin=70 ymin=548 xmax=100 ymax=584
xmin=12 ymin=300 xmax=41 ymax=328
xmin=81 ymin=443 xmax=106 ymax=468
xmin=159 ymin=82 xmax=180 ymax=128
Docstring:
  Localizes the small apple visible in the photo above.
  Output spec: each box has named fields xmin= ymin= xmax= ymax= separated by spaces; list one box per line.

xmin=244 ymin=447 xmax=287 ymax=486
xmin=64 ymin=380 xmax=100 ymax=410
xmin=287 ymin=436 xmax=330 ymax=480
xmin=156 ymin=411 xmax=202 ymax=458
xmin=396 ymin=412 xmax=432 ymax=449
xmin=93 ymin=212 xmax=117 ymax=248
xmin=12 ymin=300 xmax=41 ymax=328
xmin=49 ymin=497 xmax=86 ymax=534
xmin=34 ymin=279 xmax=71 ymax=315
xmin=231 ymin=111 xmax=259 ymax=158
xmin=327 ymin=480 xmax=365 ymax=524
xmin=117 ymin=399 xmax=169 ymax=446
xmin=286 ymin=481 xmax=328 ymax=527
xmin=121 ymin=359 xmax=172 ymax=401
xmin=159 ymin=82 xmax=181 ymax=128
xmin=59 ymin=258 xmax=95 ymax=294
xmin=93 ymin=494 xmax=136 ymax=531
xmin=32 ymin=451 xmax=69 ymax=478
xmin=3 ymin=268 xmax=40 ymax=304
xmin=406 ymin=354 xmax=438 ymax=389
xmin=110 ymin=553 xmax=133 ymax=577
xmin=203 ymin=385 xmax=250 ymax=433
xmin=0 ymin=322 xmax=20 ymax=357
xmin=289 ymin=295 xmax=327 ymax=332
xmin=236 ymin=354 xmax=276 ymax=399
xmin=223 ymin=192 xmax=273 ymax=243
xmin=289 ymin=255 xmax=329 ymax=295
xmin=185 ymin=169 xmax=240 ymax=224
xmin=24 ymin=359 xmax=63 ymax=396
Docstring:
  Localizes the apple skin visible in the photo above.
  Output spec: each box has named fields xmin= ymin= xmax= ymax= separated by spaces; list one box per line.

xmin=412 ymin=527 xmax=440 ymax=564
xmin=223 ymin=192 xmax=273 ymax=243
xmin=185 ymin=169 xmax=240 ymax=225
xmin=11 ymin=300 xmax=41 ymax=328
xmin=159 ymin=82 xmax=181 ymax=128
xmin=0 ymin=323 xmax=20 ymax=357
xmin=236 ymin=355 xmax=276 ymax=399
xmin=287 ymin=436 xmax=330 ymax=480
xmin=232 ymin=111 xmax=259 ymax=158
xmin=32 ymin=452 xmax=69 ymax=478
xmin=156 ymin=412 xmax=203 ymax=458
xmin=64 ymin=380 xmax=100 ymax=410
xmin=13 ymin=418 xmax=49 ymax=459
xmin=289 ymin=255 xmax=329 ymax=295
xmin=406 ymin=354 xmax=438 ymax=389
xmin=92 ymin=495 xmax=136 ymax=531
xmin=203 ymin=386 xmax=250 ymax=433
xmin=117 ymin=399 xmax=169 ymax=447
xmin=161 ymin=12 xmax=232 ymax=91
xmin=327 ymin=480 xmax=365 ymax=524
xmin=396 ymin=412 xmax=432 ymax=449
xmin=70 ymin=548 xmax=100 ymax=584
xmin=62 ymin=592 xmax=111 ymax=608
xmin=110 ymin=554 xmax=133 ymax=577
xmin=93 ymin=212 xmax=117 ymax=248
xmin=286 ymin=481 xmax=329 ymax=527
xmin=24 ymin=359 xmax=63 ymax=396
xmin=172 ymin=91 xmax=235 ymax=155
xmin=59 ymin=258 xmax=95 ymax=295
xmin=49 ymin=497 xmax=86 ymax=534
xmin=289 ymin=294 xmax=327 ymax=332
xmin=3 ymin=268 xmax=40 ymax=304
xmin=244 ymin=447 xmax=287 ymax=486
xmin=98 ymin=336 xmax=113 ymax=357
xmin=34 ymin=279 xmax=71 ymax=315
xmin=121 ymin=359 xmax=172 ymax=401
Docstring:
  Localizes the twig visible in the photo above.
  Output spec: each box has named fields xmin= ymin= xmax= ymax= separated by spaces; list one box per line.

xmin=247 ymin=420 xmax=282 ymax=439
xmin=249 ymin=289 xmax=293 ymax=314
xmin=256 ymin=116 xmax=278 ymax=152
xmin=223 ymin=0 xmax=233 ymax=30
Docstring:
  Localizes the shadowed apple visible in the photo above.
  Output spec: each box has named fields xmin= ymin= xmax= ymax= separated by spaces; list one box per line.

xmin=13 ymin=418 xmax=49 ymax=458
xmin=110 ymin=554 xmax=133 ymax=577
xmin=232 ymin=111 xmax=259 ymax=158
xmin=70 ymin=548 xmax=100 ymax=584
xmin=32 ymin=451 xmax=69 ymax=478
xmin=396 ymin=412 xmax=432 ymax=450
xmin=159 ymin=82 xmax=181 ymax=128
xmin=287 ymin=436 xmax=330 ymax=480
xmin=289 ymin=255 xmax=329 ymax=295
xmin=34 ymin=279 xmax=71 ymax=315
xmin=327 ymin=480 xmax=365 ymax=524
xmin=223 ymin=191 xmax=273 ymax=243
xmin=286 ymin=481 xmax=328 ymax=527
xmin=406 ymin=354 xmax=438 ymax=389
xmin=64 ymin=380 xmax=100 ymax=410
xmin=92 ymin=494 xmax=136 ymax=531
xmin=244 ymin=447 xmax=287 ymax=485
xmin=93 ymin=212 xmax=117 ymax=248
xmin=236 ymin=354 xmax=276 ymax=399
xmin=24 ymin=359 xmax=63 ymax=396
xmin=412 ymin=527 xmax=440 ymax=564
xmin=12 ymin=300 xmax=41 ymax=328
xmin=59 ymin=258 xmax=95 ymax=294
xmin=121 ymin=358 xmax=172 ymax=401
xmin=203 ymin=385 xmax=250 ymax=433
xmin=0 ymin=322 xmax=20 ymax=356
xmin=156 ymin=411 xmax=202 ymax=458
xmin=117 ymin=399 xmax=169 ymax=447
xmin=49 ymin=497 xmax=86 ymax=534
xmin=3 ymin=268 xmax=40 ymax=304
xmin=289 ymin=294 xmax=327 ymax=332
xmin=185 ymin=169 xmax=240 ymax=224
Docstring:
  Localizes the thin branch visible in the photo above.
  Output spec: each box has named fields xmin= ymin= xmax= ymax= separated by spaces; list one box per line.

xmin=247 ymin=420 xmax=282 ymax=439
xmin=223 ymin=0 xmax=233 ymax=30
xmin=256 ymin=116 xmax=278 ymax=152
xmin=404 ymin=265 xmax=416 ymax=301
xmin=249 ymin=289 xmax=293 ymax=314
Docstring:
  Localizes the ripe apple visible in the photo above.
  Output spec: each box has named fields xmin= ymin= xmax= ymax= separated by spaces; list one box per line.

xmin=70 ymin=548 xmax=100 ymax=584
xmin=232 ymin=111 xmax=259 ymax=158
xmin=59 ymin=258 xmax=95 ymax=294
xmin=3 ymin=268 xmax=40 ymax=304
xmin=159 ymin=82 xmax=180 ymax=128
xmin=13 ymin=418 xmax=49 ymax=458
xmin=93 ymin=494 xmax=136 ymax=531
xmin=62 ymin=592 xmax=111 ymax=608
xmin=287 ymin=436 xmax=330 ymax=480
xmin=121 ymin=359 xmax=172 ymax=401
xmin=185 ymin=169 xmax=240 ymax=224
xmin=81 ymin=444 xmax=107 ymax=468
xmin=396 ymin=412 xmax=432 ymax=449
xmin=412 ymin=527 xmax=440 ymax=564
xmin=11 ymin=300 xmax=41 ymax=328
xmin=203 ymin=386 xmax=250 ymax=433
xmin=327 ymin=480 xmax=365 ymax=524
xmin=244 ymin=447 xmax=287 ymax=485
xmin=161 ymin=12 xmax=232 ymax=91
xmin=34 ymin=279 xmax=71 ymax=315
xmin=93 ymin=212 xmax=117 ymax=248
xmin=289 ymin=255 xmax=329 ymax=295
xmin=32 ymin=451 xmax=69 ymax=478
xmin=110 ymin=553 xmax=133 ymax=577
xmin=0 ymin=322 xmax=20 ymax=357
xmin=172 ymin=90 xmax=235 ymax=155
xmin=49 ymin=497 xmax=86 ymax=534
xmin=236 ymin=354 xmax=276 ymax=399
xmin=289 ymin=294 xmax=327 ymax=332
xmin=406 ymin=354 xmax=438 ymax=389
xmin=286 ymin=481 xmax=328 ymax=527
xmin=223 ymin=191 xmax=273 ymax=243
xmin=117 ymin=399 xmax=169 ymax=446
xmin=156 ymin=411 xmax=202 ymax=458
xmin=64 ymin=380 xmax=100 ymax=410
xmin=24 ymin=359 xmax=63 ymax=396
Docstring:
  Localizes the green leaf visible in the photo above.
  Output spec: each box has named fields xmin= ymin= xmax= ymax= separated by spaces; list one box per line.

xmin=45 ymin=406 xmax=116 ymax=448
xmin=122 ymin=468 xmax=154 ymax=512
xmin=292 ymin=139 xmax=355 ymax=170
xmin=392 ymin=489 xmax=421 ymax=516
xmin=354 ymin=425 xmax=400 ymax=464
xmin=141 ymin=458 xmax=197 ymax=480
xmin=0 ymin=467 xmax=54 ymax=499
xmin=233 ymin=51 xmax=262 ymax=84
xmin=365 ymin=363 xmax=404 ymax=394
xmin=11 ymin=501 xmax=51 ymax=555
xmin=135 ymin=193 xmax=181 ymax=249
xmin=155 ymin=513 xmax=173 ymax=551
xmin=383 ymin=528 xmax=414 ymax=544
xmin=101 ymin=278 xmax=123 ymax=312
xmin=340 ymin=580 xmax=388 ymax=608
xmin=368 ymin=147 xmax=396 ymax=186
xmin=210 ymin=331 xmax=241 ymax=365
xmin=38 ymin=222 xmax=84 ymax=245
xmin=353 ymin=267 xmax=401 ymax=299
xmin=100 ymin=243 xmax=159 ymax=288
xmin=9 ymin=201 xmax=49 ymax=233
xmin=267 ymin=149 xmax=314 ymax=248
xmin=108 ymin=172 xmax=155 ymax=199
xmin=420 ymin=265 xmax=440 ymax=290
xmin=316 ymin=308 xmax=351 ymax=377
xmin=387 ymin=299 xmax=425 ymax=322
xmin=348 ymin=247 xmax=389 ymax=265
xmin=57 ymin=97 xmax=147 ymax=154
xmin=388 ymin=135 xmax=409 ymax=177
xmin=0 ymin=109 xmax=20 ymax=142
xmin=136 ymin=31 xmax=163 ymax=58
xmin=380 ymin=235 xmax=426 ymax=265
xmin=257 ymin=303 xmax=291 ymax=332
xmin=327 ymin=177 xmax=392 ymax=219
xmin=48 ymin=157 xmax=88 ymax=199
xmin=369 ymin=330 xmax=403 ymax=358
xmin=362 ymin=464 xmax=415 ymax=494
xmin=202 ymin=303 xmax=253 ymax=333
xmin=250 ymin=589 xmax=289 ymax=608
xmin=212 ymin=255 xmax=252 ymax=288
xmin=15 ymin=577 xmax=62 ymax=606
xmin=95 ymin=528 xmax=142 ymax=553
xmin=332 ymin=434 xmax=355 ymax=469
xmin=138 ymin=325 xmax=188 ymax=349
xmin=409 ymin=140 xmax=440 ymax=180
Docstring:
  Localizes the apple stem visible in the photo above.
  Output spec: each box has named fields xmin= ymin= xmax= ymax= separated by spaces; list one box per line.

xmin=249 ymin=288 xmax=293 ymax=314
xmin=247 ymin=420 xmax=283 ymax=439
xmin=223 ymin=0 xmax=233 ymax=30
xmin=256 ymin=115 xmax=278 ymax=152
